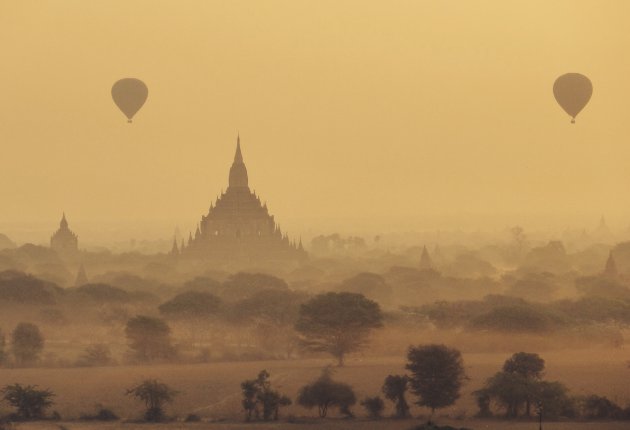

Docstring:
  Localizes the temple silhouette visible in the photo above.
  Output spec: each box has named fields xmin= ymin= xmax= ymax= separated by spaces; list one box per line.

xmin=50 ymin=213 xmax=78 ymax=255
xmin=177 ymin=136 xmax=306 ymax=265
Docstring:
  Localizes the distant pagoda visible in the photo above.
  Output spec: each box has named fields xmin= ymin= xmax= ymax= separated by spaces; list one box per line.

xmin=419 ymin=245 xmax=433 ymax=270
xmin=603 ymin=250 xmax=618 ymax=278
xmin=182 ymin=136 xmax=306 ymax=264
xmin=50 ymin=213 xmax=78 ymax=255
xmin=74 ymin=263 xmax=88 ymax=286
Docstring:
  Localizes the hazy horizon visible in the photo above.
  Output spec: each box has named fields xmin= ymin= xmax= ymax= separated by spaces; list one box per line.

xmin=1 ymin=1 xmax=629 ymax=245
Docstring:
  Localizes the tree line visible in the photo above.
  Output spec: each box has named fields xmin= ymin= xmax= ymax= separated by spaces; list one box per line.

xmin=1 ymin=347 xmax=628 ymax=425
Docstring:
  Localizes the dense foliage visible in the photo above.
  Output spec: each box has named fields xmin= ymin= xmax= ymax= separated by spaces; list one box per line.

xmin=125 ymin=316 xmax=176 ymax=362
xmin=406 ymin=344 xmax=466 ymax=414
xmin=297 ymin=368 xmax=357 ymax=418
xmin=1 ymin=384 xmax=54 ymax=420
xmin=295 ymin=292 xmax=383 ymax=365
xmin=126 ymin=379 xmax=178 ymax=422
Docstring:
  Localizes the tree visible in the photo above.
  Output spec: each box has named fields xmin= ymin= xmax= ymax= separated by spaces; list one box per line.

xmin=470 ymin=305 xmax=557 ymax=333
xmin=406 ymin=344 xmax=466 ymax=419
xmin=479 ymin=371 xmax=533 ymax=418
xmin=125 ymin=316 xmax=176 ymax=362
xmin=1 ymin=384 xmax=54 ymax=420
xmin=477 ymin=352 xmax=570 ymax=419
xmin=297 ymin=368 xmax=356 ymax=418
xmin=382 ymin=374 xmax=410 ymax=418
xmin=126 ymin=379 xmax=178 ymax=422
xmin=502 ymin=352 xmax=545 ymax=416
xmin=11 ymin=323 xmax=44 ymax=366
xmin=0 ymin=271 xmax=63 ymax=304
xmin=339 ymin=273 xmax=393 ymax=304
xmin=503 ymin=352 xmax=545 ymax=379
xmin=361 ymin=396 xmax=385 ymax=419
xmin=0 ymin=329 xmax=6 ymax=364
xmin=241 ymin=379 xmax=259 ymax=421
xmin=222 ymin=272 xmax=289 ymax=301
xmin=72 ymin=283 xmax=130 ymax=302
xmin=76 ymin=344 xmax=114 ymax=367
xmin=535 ymin=381 xmax=574 ymax=419
xmin=231 ymin=290 xmax=307 ymax=358
xmin=473 ymin=388 xmax=492 ymax=417
xmin=158 ymin=291 xmax=222 ymax=320
xmin=582 ymin=395 xmax=624 ymax=419
xmin=295 ymin=292 xmax=383 ymax=366
xmin=240 ymin=370 xmax=291 ymax=421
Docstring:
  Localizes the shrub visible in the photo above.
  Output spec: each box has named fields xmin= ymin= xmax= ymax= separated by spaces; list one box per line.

xmin=297 ymin=368 xmax=356 ymax=418
xmin=240 ymin=370 xmax=291 ymax=421
xmin=126 ymin=379 xmax=178 ymax=422
xmin=360 ymin=396 xmax=385 ymax=419
xmin=582 ymin=394 xmax=624 ymax=419
xmin=184 ymin=414 xmax=201 ymax=422
xmin=80 ymin=406 xmax=119 ymax=421
xmin=1 ymin=384 xmax=54 ymax=420
xmin=382 ymin=374 xmax=410 ymax=418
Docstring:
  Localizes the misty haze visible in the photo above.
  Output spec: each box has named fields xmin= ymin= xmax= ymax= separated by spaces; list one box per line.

xmin=0 ymin=2 xmax=629 ymax=430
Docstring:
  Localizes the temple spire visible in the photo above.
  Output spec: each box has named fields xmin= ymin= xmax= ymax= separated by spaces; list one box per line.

xmin=419 ymin=245 xmax=433 ymax=270
xmin=170 ymin=237 xmax=179 ymax=255
xmin=234 ymin=134 xmax=243 ymax=163
xmin=60 ymin=212 xmax=68 ymax=229
xmin=228 ymin=134 xmax=249 ymax=188
xmin=604 ymin=250 xmax=618 ymax=278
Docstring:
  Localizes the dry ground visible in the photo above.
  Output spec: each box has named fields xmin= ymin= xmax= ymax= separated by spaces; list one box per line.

xmin=7 ymin=420 xmax=630 ymax=430
xmin=0 ymin=349 xmax=629 ymax=428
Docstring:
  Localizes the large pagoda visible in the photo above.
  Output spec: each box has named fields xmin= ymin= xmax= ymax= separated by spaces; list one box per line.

xmin=50 ymin=213 xmax=78 ymax=255
xmin=181 ymin=136 xmax=306 ymax=264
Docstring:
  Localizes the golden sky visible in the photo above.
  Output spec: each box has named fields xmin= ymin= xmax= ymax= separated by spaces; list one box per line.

xmin=1 ymin=1 xmax=629 ymax=242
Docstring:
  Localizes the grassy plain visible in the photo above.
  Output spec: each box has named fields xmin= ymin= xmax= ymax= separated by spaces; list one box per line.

xmin=0 ymin=348 xmax=629 ymax=429
xmin=9 ymin=420 xmax=630 ymax=430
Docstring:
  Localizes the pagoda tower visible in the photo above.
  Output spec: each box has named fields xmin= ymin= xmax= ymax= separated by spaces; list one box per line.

xmin=183 ymin=136 xmax=306 ymax=264
xmin=419 ymin=245 xmax=433 ymax=270
xmin=50 ymin=213 xmax=78 ymax=255
xmin=604 ymin=250 xmax=618 ymax=278
xmin=74 ymin=263 xmax=88 ymax=286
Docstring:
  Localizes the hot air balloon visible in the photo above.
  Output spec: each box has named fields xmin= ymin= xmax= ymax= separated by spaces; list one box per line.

xmin=553 ymin=73 xmax=592 ymax=123
xmin=111 ymin=78 xmax=148 ymax=123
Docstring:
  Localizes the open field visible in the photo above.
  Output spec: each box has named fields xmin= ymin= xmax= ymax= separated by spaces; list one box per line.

xmin=1 ymin=349 xmax=629 ymax=427
xmin=8 ymin=420 xmax=630 ymax=430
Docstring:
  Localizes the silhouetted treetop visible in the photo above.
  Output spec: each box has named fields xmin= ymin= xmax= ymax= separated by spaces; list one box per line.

xmin=0 ymin=271 xmax=63 ymax=304
xmin=503 ymin=352 xmax=545 ymax=379
xmin=229 ymin=289 xmax=307 ymax=325
xmin=406 ymin=344 xmax=466 ymax=414
xmin=295 ymin=292 xmax=382 ymax=366
xmin=338 ymin=272 xmax=393 ymax=304
xmin=221 ymin=272 xmax=289 ymax=301
xmin=70 ymin=283 xmax=131 ymax=302
xmin=158 ymin=291 xmax=222 ymax=319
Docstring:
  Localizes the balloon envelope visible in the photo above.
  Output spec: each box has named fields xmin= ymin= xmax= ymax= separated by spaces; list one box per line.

xmin=111 ymin=78 xmax=148 ymax=123
xmin=553 ymin=73 xmax=592 ymax=123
